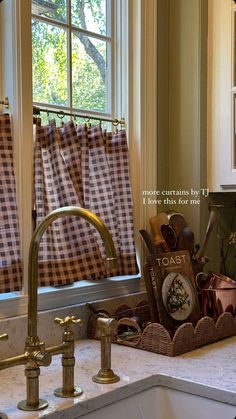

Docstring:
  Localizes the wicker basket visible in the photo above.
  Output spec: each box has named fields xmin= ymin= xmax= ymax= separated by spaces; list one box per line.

xmin=87 ymin=299 xmax=236 ymax=356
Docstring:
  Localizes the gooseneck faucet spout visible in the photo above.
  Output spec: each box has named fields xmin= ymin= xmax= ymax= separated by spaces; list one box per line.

xmin=28 ymin=206 xmax=117 ymax=341
xmin=0 ymin=206 xmax=117 ymax=412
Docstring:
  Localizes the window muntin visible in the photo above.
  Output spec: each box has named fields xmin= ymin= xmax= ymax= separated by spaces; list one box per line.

xmin=31 ymin=0 xmax=112 ymax=115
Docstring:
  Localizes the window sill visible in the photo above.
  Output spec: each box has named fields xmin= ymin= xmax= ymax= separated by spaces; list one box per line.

xmin=0 ymin=275 xmax=143 ymax=319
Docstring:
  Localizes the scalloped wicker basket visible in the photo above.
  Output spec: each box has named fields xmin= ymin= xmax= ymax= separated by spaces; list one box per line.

xmin=87 ymin=299 xmax=236 ymax=356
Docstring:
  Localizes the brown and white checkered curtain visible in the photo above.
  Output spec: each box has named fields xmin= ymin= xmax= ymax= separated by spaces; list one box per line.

xmin=34 ymin=119 xmax=138 ymax=287
xmin=0 ymin=114 xmax=22 ymax=292
xmin=105 ymin=129 xmax=138 ymax=273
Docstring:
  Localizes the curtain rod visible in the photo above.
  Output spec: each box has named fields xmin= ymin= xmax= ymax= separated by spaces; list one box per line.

xmin=33 ymin=106 xmax=125 ymax=126
xmin=0 ymin=97 xmax=9 ymax=108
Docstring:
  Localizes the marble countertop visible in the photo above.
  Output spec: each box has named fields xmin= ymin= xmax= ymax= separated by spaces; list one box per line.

xmin=1 ymin=337 xmax=236 ymax=418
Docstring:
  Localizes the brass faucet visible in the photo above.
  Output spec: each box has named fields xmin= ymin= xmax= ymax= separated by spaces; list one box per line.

xmin=0 ymin=206 xmax=117 ymax=411
xmin=93 ymin=317 xmax=120 ymax=384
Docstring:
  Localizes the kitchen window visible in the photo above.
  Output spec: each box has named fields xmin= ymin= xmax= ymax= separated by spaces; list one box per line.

xmin=32 ymin=0 xmax=113 ymax=121
xmin=0 ymin=0 xmax=157 ymax=319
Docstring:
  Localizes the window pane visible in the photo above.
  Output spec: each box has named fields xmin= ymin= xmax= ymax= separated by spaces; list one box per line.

xmin=32 ymin=0 xmax=67 ymax=23
xmin=71 ymin=0 xmax=108 ymax=36
xmin=72 ymin=33 xmax=110 ymax=112
xmin=32 ymin=20 xmax=68 ymax=106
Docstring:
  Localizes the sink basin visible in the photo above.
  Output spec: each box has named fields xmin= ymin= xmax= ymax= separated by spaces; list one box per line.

xmin=78 ymin=386 xmax=236 ymax=419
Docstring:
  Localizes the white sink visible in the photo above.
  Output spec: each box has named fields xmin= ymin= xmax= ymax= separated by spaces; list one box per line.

xmin=78 ymin=386 xmax=236 ymax=419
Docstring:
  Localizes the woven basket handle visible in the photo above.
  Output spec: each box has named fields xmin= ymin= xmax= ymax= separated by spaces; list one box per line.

xmin=116 ymin=317 xmax=142 ymax=346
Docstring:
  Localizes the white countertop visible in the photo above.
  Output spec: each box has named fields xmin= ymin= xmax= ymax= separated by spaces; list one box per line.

xmin=1 ymin=337 xmax=236 ymax=418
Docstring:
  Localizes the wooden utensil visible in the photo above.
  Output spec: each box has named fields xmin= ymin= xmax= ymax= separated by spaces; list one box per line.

xmin=149 ymin=211 xmax=188 ymax=252
xmin=149 ymin=213 xmax=169 ymax=245
xmin=168 ymin=213 xmax=188 ymax=237
xmin=139 ymin=228 xmax=157 ymax=256
xmin=160 ymin=224 xmax=178 ymax=251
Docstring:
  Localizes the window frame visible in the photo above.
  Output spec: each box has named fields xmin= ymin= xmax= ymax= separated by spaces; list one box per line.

xmin=0 ymin=0 xmax=157 ymax=320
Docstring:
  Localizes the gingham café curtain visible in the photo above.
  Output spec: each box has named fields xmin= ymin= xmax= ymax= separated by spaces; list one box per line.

xmin=34 ymin=118 xmax=139 ymax=287
xmin=0 ymin=114 xmax=22 ymax=292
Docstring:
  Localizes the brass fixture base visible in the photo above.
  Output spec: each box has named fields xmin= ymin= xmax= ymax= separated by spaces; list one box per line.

xmin=54 ymin=386 xmax=83 ymax=398
xmin=92 ymin=368 xmax=120 ymax=384
xmin=17 ymin=398 xmax=48 ymax=411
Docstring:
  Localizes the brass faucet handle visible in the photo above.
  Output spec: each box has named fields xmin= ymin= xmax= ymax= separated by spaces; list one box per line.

xmin=0 ymin=333 xmax=8 ymax=341
xmin=97 ymin=317 xmax=118 ymax=336
xmin=54 ymin=315 xmax=82 ymax=329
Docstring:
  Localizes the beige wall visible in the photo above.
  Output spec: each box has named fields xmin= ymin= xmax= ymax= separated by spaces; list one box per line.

xmin=157 ymin=0 xmax=208 ymax=244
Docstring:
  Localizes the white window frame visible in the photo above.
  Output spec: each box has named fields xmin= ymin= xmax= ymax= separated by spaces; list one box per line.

xmin=0 ymin=0 xmax=157 ymax=320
